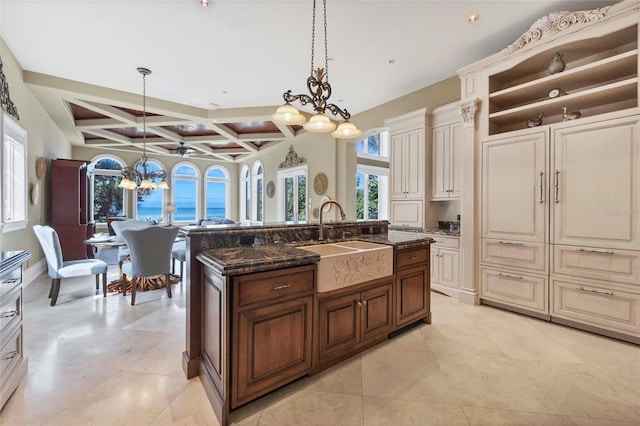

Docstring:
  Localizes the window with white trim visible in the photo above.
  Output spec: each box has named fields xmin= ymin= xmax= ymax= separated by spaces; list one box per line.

xmin=252 ymin=161 xmax=264 ymax=222
xmin=205 ymin=165 xmax=229 ymax=220
xmin=277 ymin=165 xmax=307 ymax=222
xmin=356 ymin=164 xmax=389 ymax=220
xmin=1 ymin=113 xmax=27 ymax=232
xmin=240 ymin=165 xmax=250 ymax=222
xmin=134 ymin=159 xmax=166 ymax=221
xmin=356 ymin=130 xmax=389 ymax=160
xmin=171 ymin=162 xmax=199 ymax=224
xmin=88 ymin=155 xmax=126 ymax=224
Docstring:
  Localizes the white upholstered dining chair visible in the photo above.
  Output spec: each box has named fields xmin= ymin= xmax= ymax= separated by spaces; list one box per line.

xmin=33 ymin=225 xmax=108 ymax=306
xmin=111 ymin=219 xmax=151 ymax=275
xmin=120 ymin=226 xmax=180 ymax=305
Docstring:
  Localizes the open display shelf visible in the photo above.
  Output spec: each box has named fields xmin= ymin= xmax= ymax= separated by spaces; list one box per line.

xmin=488 ymin=24 xmax=638 ymax=135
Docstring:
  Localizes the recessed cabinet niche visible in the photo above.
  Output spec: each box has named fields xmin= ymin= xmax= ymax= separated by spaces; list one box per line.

xmin=488 ymin=25 xmax=638 ymax=135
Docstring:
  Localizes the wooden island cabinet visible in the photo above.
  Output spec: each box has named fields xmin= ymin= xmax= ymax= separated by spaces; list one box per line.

xmin=184 ymin=223 xmax=431 ymax=426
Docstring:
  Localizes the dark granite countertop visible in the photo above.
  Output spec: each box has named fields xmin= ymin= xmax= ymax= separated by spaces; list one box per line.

xmin=389 ymin=226 xmax=460 ymax=237
xmin=196 ymin=245 xmax=320 ymax=276
xmin=197 ymin=232 xmax=434 ymax=276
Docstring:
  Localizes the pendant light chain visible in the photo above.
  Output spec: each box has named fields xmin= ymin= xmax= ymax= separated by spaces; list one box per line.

xmin=310 ymin=0 xmax=316 ymax=76
xmin=323 ymin=0 xmax=328 ymax=80
xmin=142 ymin=70 xmax=147 ymax=159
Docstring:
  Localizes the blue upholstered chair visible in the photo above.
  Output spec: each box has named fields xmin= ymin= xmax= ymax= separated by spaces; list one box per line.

xmin=33 ymin=225 xmax=108 ymax=306
xmin=111 ymin=219 xmax=151 ymax=275
xmin=121 ymin=226 xmax=180 ymax=305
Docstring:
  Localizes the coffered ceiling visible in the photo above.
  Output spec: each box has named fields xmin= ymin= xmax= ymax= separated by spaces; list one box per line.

xmin=1 ymin=0 xmax=619 ymax=162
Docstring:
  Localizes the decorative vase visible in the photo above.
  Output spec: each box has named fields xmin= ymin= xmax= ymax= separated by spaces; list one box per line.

xmin=548 ymin=52 xmax=566 ymax=75
xmin=527 ymin=113 xmax=544 ymax=128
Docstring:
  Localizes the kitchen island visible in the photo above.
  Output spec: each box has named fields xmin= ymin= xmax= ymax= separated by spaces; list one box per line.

xmin=181 ymin=221 xmax=432 ymax=426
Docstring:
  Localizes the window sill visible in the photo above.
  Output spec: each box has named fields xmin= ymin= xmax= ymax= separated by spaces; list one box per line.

xmin=1 ymin=219 xmax=29 ymax=233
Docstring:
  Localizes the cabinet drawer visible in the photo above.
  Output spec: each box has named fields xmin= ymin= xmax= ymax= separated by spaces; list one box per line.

xmin=480 ymin=267 xmax=548 ymax=314
xmin=0 ymin=289 xmax=21 ymax=337
xmin=396 ymin=247 xmax=429 ymax=269
xmin=481 ymin=239 xmax=547 ymax=272
xmin=553 ymin=245 xmax=640 ymax=286
xmin=0 ymin=325 xmax=22 ymax=379
xmin=0 ymin=268 xmax=22 ymax=302
xmin=235 ymin=265 xmax=315 ymax=307
xmin=423 ymin=234 xmax=459 ymax=249
xmin=552 ymin=279 xmax=640 ymax=337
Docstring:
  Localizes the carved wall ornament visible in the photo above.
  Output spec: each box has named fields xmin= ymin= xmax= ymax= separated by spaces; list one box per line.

xmin=548 ymin=52 xmax=566 ymax=74
xmin=278 ymin=145 xmax=306 ymax=169
xmin=459 ymin=99 xmax=480 ymax=128
xmin=527 ymin=113 xmax=544 ymax=128
xmin=502 ymin=7 xmax=611 ymax=55
xmin=0 ymin=58 xmax=19 ymax=120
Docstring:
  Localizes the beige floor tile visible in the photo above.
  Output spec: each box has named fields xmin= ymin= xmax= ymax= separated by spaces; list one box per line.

xmin=570 ymin=416 xmax=640 ymax=426
xmin=363 ymin=396 xmax=468 ymax=426
xmin=294 ymin=355 xmax=363 ymax=396
xmin=0 ymin=362 xmax=117 ymax=426
xmin=228 ymin=393 xmax=270 ymax=426
xmin=420 ymin=323 xmax=506 ymax=358
xmin=150 ymin=378 xmax=219 ymax=426
xmin=257 ymin=390 xmax=363 ymax=426
xmin=519 ymin=360 xmax=640 ymax=422
xmin=361 ymin=346 xmax=457 ymax=404
xmin=461 ymin=406 xmax=576 ymax=425
xmin=45 ymin=371 xmax=189 ymax=425
xmin=436 ymin=355 xmax=558 ymax=414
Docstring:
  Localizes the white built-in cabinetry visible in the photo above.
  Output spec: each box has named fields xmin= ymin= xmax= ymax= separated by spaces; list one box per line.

xmin=425 ymin=234 xmax=460 ymax=297
xmin=431 ymin=104 xmax=462 ymax=200
xmin=386 ymin=109 xmax=437 ymax=229
xmin=460 ymin=2 xmax=640 ymax=343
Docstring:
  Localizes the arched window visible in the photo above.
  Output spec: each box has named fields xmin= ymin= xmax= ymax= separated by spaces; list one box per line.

xmin=88 ymin=154 xmax=126 ymax=223
xmin=134 ymin=159 xmax=166 ymax=221
xmin=240 ymin=165 xmax=251 ymax=222
xmin=205 ymin=165 xmax=229 ymax=220
xmin=171 ymin=162 xmax=199 ymax=224
xmin=252 ymin=161 xmax=264 ymax=222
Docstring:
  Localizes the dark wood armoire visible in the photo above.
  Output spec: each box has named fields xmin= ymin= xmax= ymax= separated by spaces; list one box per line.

xmin=50 ymin=159 xmax=95 ymax=260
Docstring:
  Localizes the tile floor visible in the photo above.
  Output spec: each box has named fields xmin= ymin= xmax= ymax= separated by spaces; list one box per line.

xmin=1 ymin=266 xmax=639 ymax=425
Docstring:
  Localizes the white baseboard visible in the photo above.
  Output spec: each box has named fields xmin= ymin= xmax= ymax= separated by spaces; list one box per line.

xmin=23 ymin=258 xmax=46 ymax=289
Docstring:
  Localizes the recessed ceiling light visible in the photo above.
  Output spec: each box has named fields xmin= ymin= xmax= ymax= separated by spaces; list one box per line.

xmin=201 ymin=0 xmax=209 ymax=6
xmin=468 ymin=14 xmax=479 ymax=23
xmin=388 ymin=59 xmax=396 ymax=65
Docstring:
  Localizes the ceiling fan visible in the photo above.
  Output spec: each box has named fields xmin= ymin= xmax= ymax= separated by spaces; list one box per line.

xmin=174 ymin=142 xmax=196 ymax=157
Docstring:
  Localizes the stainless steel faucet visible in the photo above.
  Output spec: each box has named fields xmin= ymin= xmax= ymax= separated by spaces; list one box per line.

xmin=318 ymin=200 xmax=346 ymax=241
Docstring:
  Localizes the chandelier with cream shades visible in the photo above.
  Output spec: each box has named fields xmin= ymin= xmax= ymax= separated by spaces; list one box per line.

xmin=119 ymin=67 xmax=169 ymax=191
xmin=271 ymin=0 xmax=362 ymax=139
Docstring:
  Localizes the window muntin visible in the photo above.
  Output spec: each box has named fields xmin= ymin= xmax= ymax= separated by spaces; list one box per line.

xmin=252 ymin=161 xmax=264 ymax=222
xmin=172 ymin=162 xmax=199 ymax=223
xmin=356 ymin=165 xmax=389 ymax=220
xmin=134 ymin=159 xmax=166 ymax=221
xmin=240 ymin=165 xmax=250 ymax=222
xmin=277 ymin=165 xmax=307 ymax=222
xmin=89 ymin=155 xmax=125 ymax=224
xmin=1 ymin=113 xmax=27 ymax=232
xmin=205 ymin=165 xmax=229 ymax=220
xmin=356 ymin=130 xmax=389 ymax=160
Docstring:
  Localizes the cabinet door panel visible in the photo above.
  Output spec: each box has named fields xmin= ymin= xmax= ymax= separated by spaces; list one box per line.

xmin=439 ymin=249 xmax=460 ymax=289
xmin=361 ymin=282 xmax=393 ymax=341
xmin=396 ymin=265 xmax=429 ymax=327
xmin=405 ymin=129 xmax=424 ymax=199
xmin=432 ymin=126 xmax=449 ymax=199
xmin=317 ymin=293 xmax=360 ymax=361
xmin=482 ymin=132 xmax=548 ymax=242
xmin=553 ymin=116 xmax=640 ymax=250
xmin=480 ymin=267 xmax=548 ymax=314
xmin=430 ymin=249 xmax=439 ymax=285
xmin=553 ymin=244 xmax=640 ymax=286
xmin=390 ymin=200 xmax=423 ymax=228
xmin=234 ymin=296 xmax=312 ymax=407
xmin=390 ymin=134 xmax=406 ymax=198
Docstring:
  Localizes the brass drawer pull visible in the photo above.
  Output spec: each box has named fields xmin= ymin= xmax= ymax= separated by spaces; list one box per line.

xmin=498 ymin=272 xmax=523 ymax=280
xmin=498 ymin=241 xmax=524 ymax=246
xmin=272 ymin=284 xmax=291 ymax=291
xmin=577 ymin=248 xmax=615 ymax=255
xmin=0 ymin=310 xmax=18 ymax=318
xmin=577 ymin=286 xmax=614 ymax=296
xmin=2 ymin=350 xmax=18 ymax=360
xmin=356 ymin=300 xmax=367 ymax=307
xmin=410 ymin=256 xmax=418 ymax=260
